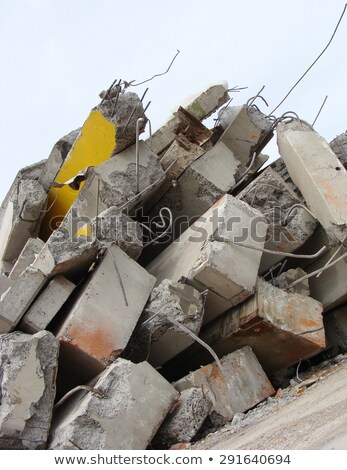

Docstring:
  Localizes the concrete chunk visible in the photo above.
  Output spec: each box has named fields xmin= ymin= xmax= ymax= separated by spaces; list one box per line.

xmin=56 ymin=244 xmax=156 ymax=381
xmin=0 ymin=266 xmax=47 ymax=333
xmin=39 ymin=128 xmax=81 ymax=190
xmin=153 ymin=388 xmax=213 ymax=447
xmin=174 ymin=347 xmax=274 ymax=422
xmin=237 ymin=167 xmax=317 ymax=272
xmin=49 ymin=359 xmax=179 ymax=450
xmin=147 ymin=82 xmax=229 ymax=155
xmin=9 ymin=238 xmax=45 ymax=280
xmin=277 ymin=120 xmax=347 ymax=245
xmin=127 ymin=279 xmax=205 ymax=366
xmin=190 ymin=278 xmax=325 ymax=376
xmin=19 ymin=275 xmax=75 ymax=334
xmin=0 ymin=180 xmax=47 ymax=272
xmin=148 ymin=194 xmax=267 ymax=324
xmin=272 ymin=267 xmax=310 ymax=296
xmin=218 ymin=105 xmax=272 ymax=166
xmin=0 ymin=331 xmax=59 ymax=449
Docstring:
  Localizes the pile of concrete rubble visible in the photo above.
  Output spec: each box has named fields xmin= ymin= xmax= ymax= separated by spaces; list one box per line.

xmin=0 ymin=81 xmax=346 ymax=450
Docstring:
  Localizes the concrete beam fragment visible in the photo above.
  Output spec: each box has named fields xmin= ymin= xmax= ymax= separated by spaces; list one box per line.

xmin=19 ymin=275 xmax=75 ymax=334
xmin=0 ymin=180 xmax=47 ymax=272
xmin=49 ymin=359 xmax=179 ymax=450
xmin=0 ymin=266 xmax=48 ymax=333
xmin=237 ymin=167 xmax=317 ymax=272
xmin=218 ymin=105 xmax=272 ymax=166
xmin=330 ymin=131 xmax=347 ymax=169
xmin=56 ymin=244 xmax=156 ymax=381
xmin=0 ymin=331 xmax=59 ymax=449
xmin=153 ymin=388 xmax=212 ymax=448
xmin=148 ymin=195 xmax=267 ymax=324
xmin=277 ymin=120 xmax=347 ymax=245
xmin=147 ymin=82 xmax=229 ymax=155
xmin=174 ymin=346 xmax=274 ymax=422
xmin=272 ymin=268 xmax=310 ymax=296
xmin=127 ymin=279 xmax=205 ymax=366
xmin=9 ymin=238 xmax=45 ymax=280
xmin=180 ymin=278 xmax=325 ymax=376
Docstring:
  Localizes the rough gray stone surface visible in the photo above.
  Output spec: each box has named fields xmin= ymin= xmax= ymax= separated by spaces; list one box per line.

xmin=49 ymin=359 xmax=179 ymax=450
xmin=39 ymin=128 xmax=81 ymax=189
xmin=97 ymin=92 xmax=146 ymax=155
xmin=0 ymin=331 xmax=59 ymax=449
xmin=153 ymin=388 xmax=212 ymax=448
xmin=127 ymin=279 xmax=205 ymax=366
xmin=330 ymin=131 xmax=347 ymax=169
xmin=273 ymin=268 xmax=310 ymax=296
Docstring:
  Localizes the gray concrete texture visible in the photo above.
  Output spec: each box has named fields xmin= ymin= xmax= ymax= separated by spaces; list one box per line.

xmin=0 ymin=331 xmax=59 ymax=449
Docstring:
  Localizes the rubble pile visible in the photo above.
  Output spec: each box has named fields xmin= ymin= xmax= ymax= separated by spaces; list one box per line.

xmin=1 ymin=81 xmax=347 ymax=450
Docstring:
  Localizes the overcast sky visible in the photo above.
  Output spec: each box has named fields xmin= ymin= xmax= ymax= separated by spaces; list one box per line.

xmin=0 ymin=0 xmax=346 ymax=202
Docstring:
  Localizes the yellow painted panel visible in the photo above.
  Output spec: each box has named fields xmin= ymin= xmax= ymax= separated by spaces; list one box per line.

xmin=41 ymin=110 xmax=116 ymax=240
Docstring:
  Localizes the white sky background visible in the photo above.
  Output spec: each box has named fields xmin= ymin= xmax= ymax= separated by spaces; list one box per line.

xmin=0 ymin=0 xmax=346 ymax=203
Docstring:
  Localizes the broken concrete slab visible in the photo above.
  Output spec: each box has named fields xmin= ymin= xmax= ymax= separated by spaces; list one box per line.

xmin=0 ymin=265 xmax=48 ymax=333
xmin=0 ymin=179 xmax=47 ymax=273
xmin=330 ymin=131 xmax=347 ymax=169
xmin=56 ymin=244 xmax=156 ymax=382
xmin=147 ymin=82 xmax=229 ymax=155
xmin=0 ymin=331 xmax=59 ymax=449
xmin=277 ymin=120 xmax=347 ymax=245
xmin=148 ymin=194 xmax=267 ymax=324
xmin=39 ymin=128 xmax=81 ymax=190
xmin=49 ymin=359 xmax=179 ymax=450
xmin=9 ymin=238 xmax=45 ymax=280
xmin=324 ymin=304 xmax=347 ymax=355
xmin=218 ymin=105 xmax=273 ymax=166
xmin=272 ymin=267 xmax=310 ymax=296
xmin=237 ymin=167 xmax=317 ymax=272
xmin=172 ymin=278 xmax=325 ymax=377
xmin=127 ymin=279 xmax=205 ymax=367
xmin=41 ymin=92 xmax=146 ymax=239
xmin=19 ymin=275 xmax=75 ymax=334
xmin=153 ymin=388 xmax=213 ymax=448
xmin=174 ymin=346 xmax=274 ymax=422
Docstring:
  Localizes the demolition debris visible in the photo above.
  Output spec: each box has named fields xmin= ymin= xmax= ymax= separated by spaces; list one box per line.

xmin=1 ymin=80 xmax=347 ymax=450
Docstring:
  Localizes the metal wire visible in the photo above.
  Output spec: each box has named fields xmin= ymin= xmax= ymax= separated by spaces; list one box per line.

xmin=269 ymin=4 xmax=347 ymax=115
xmin=312 ymin=95 xmax=328 ymax=126
xmin=130 ymin=50 xmax=180 ymax=87
xmin=135 ymin=118 xmax=145 ymax=194
xmin=142 ymin=309 xmax=225 ymax=377
xmin=54 ymin=385 xmax=107 ymax=409
xmin=284 ymin=204 xmax=317 ymax=224
xmin=108 ymin=247 xmax=128 ymax=307
xmin=143 ymin=207 xmax=173 ymax=248
xmin=212 ymin=234 xmax=327 ymax=259
xmin=286 ymin=250 xmax=347 ymax=290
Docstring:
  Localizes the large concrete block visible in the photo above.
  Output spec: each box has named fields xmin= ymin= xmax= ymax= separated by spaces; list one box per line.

xmin=56 ymin=244 xmax=156 ymax=380
xmin=148 ymin=195 xmax=267 ymax=324
xmin=0 ymin=331 xmax=59 ymax=449
xmin=40 ymin=92 xmax=146 ymax=239
xmin=127 ymin=279 xmax=205 ymax=366
xmin=19 ymin=275 xmax=76 ymax=334
xmin=9 ymin=237 xmax=45 ymax=280
xmin=174 ymin=347 xmax=274 ymax=422
xmin=218 ymin=105 xmax=272 ymax=166
xmin=237 ymin=167 xmax=317 ymax=272
xmin=0 ymin=266 xmax=48 ymax=333
xmin=49 ymin=359 xmax=179 ymax=450
xmin=153 ymin=388 xmax=212 ymax=448
xmin=277 ymin=120 xmax=347 ymax=245
xmin=170 ymin=278 xmax=325 ymax=378
xmin=0 ymin=179 xmax=47 ymax=272
xmin=147 ymin=82 xmax=229 ymax=155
